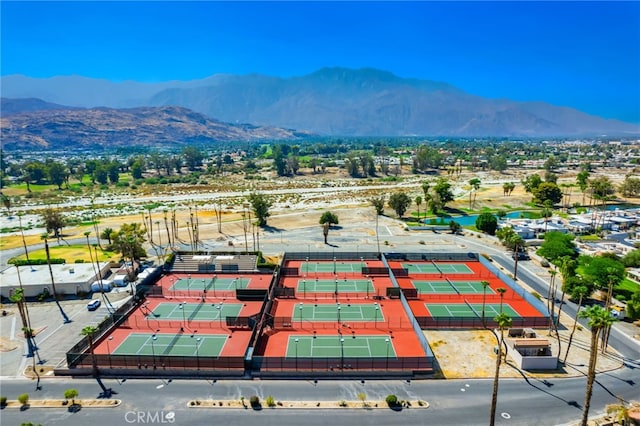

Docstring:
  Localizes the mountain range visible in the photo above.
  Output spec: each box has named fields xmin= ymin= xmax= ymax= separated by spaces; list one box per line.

xmin=0 ymin=101 xmax=309 ymax=150
xmin=2 ymin=67 xmax=639 ymax=141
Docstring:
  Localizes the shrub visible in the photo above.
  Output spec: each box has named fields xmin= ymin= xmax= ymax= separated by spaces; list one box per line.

xmin=0 ymin=396 xmax=6 ymax=407
xmin=266 ymin=395 xmax=275 ymax=407
xmin=249 ymin=395 xmax=260 ymax=407
xmin=385 ymin=394 xmax=398 ymax=407
xmin=339 ymin=400 xmax=347 ymax=407
xmin=64 ymin=389 xmax=79 ymax=405
xmin=17 ymin=393 xmax=29 ymax=405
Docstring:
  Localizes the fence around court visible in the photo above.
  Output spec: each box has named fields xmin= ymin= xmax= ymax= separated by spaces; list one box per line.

xmin=69 ymin=352 xmax=245 ymax=371
xmin=283 ymin=252 xmax=381 ymax=261
xmin=384 ymin=252 xmax=479 ymax=262
xmin=415 ymin=316 xmax=550 ymax=329
xmin=66 ymin=296 xmax=144 ymax=368
xmin=271 ymin=316 xmax=411 ymax=330
xmin=477 ymin=255 xmax=550 ymax=318
xmin=252 ymin=355 xmax=432 ymax=372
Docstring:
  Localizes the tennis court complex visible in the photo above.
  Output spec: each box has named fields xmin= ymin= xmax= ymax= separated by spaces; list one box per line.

xmin=285 ymin=335 xmax=396 ymax=358
xmin=148 ymin=302 xmax=243 ymax=321
xmin=112 ymin=332 xmax=228 ymax=357
xmin=425 ymin=303 xmax=520 ymax=318
xmin=297 ymin=278 xmax=374 ymax=293
xmin=170 ymin=277 xmax=250 ymax=291
xmin=292 ymin=303 xmax=384 ymax=322
xmin=403 ymin=262 xmax=473 ymax=274
xmin=300 ymin=261 xmax=366 ymax=274
xmin=412 ymin=280 xmax=494 ymax=294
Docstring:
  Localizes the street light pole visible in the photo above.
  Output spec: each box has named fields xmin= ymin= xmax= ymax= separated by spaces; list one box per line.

xmin=106 ymin=336 xmax=113 ymax=368
xmin=188 ymin=274 xmax=191 ymax=298
xmin=299 ymin=303 xmax=303 ymax=328
xmin=180 ymin=303 xmax=186 ymax=329
xmin=194 ymin=336 xmax=201 ymax=370
xmin=340 ymin=337 xmax=345 ymax=370
xmin=385 ymin=338 xmax=390 ymax=370
xmin=151 ymin=334 xmax=157 ymax=368
xmin=337 ymin=304 xmax=341 ymax=326
xmin=374 ymin=303 xmax=379 ymax=327
xmin=295 ymin=338 xmax=299 ymax=371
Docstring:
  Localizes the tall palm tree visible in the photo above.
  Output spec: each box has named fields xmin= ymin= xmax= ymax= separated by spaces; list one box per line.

xmin=563 ymin=285 xmax=589 ymax=363
xmin=10 ymin=288 xmax=37 ymax=357
xmin=489 ymin=312 xmax=513 ymax=426
xmin=496 ymin=287 xmax=507 ymax=313
xmin=469 ymin=178 xmax=481 ymax=209
xmin=81 ymin=325 xmax=98 ymax=377
xmin=480 ymin=280 xmax=490 ymax=328
xmin=415 ymin=196 xmax=422 ymax=221
xmin=578 ymin=305 xmax=615 ymax=426
xmin=41 ymin=233 xmax=71 ymax=323
xmin=547 ymin=269 xmax=558 ymax=335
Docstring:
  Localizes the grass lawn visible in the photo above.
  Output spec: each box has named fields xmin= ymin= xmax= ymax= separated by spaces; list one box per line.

xmin=8 ymin=245 xmax=117 ymax=264
xmin=615 ymin=278 xmax=640 ymax=300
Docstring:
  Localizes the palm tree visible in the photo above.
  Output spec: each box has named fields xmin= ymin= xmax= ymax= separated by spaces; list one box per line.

xmin=489 ymin=312 xmax=513 ymax=426
xmin=9 ymin=288 xmax=37 ymax=357
xmin=563 ymin=285 xmax=589 ymax=363
xmin=496 ymin=287 xmax=507 ymax=313
xmin=415 ymin=196 xmax=422 ymax=221
xmin=469 ymin=178 xmax=481 ymax=209
xmin=41 ymin=233 xmax=71 ymax=323
xmin=81 ymin=325 xmax=98 ymax=376
xmin=578 ymin=305 xmax=615 ymax=426
xmin=605 ymin=398 xmax=630 ymax=426
xmin=480 ymin=280 xmax=490 ymax=328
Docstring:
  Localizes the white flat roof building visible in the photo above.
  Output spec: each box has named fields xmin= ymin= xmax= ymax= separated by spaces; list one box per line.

xmin=0 ymin=262 xmax=111 ymax=299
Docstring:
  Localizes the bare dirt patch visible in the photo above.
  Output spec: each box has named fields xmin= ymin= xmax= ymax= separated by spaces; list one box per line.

xmin=0 ymin=336 xmax=18 ymax=352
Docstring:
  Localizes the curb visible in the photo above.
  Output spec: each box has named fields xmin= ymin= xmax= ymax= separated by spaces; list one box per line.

xmin=2 ymin=399 xmax=122 ymax=409
xmin=187 ymin=399 xmax=429 ymax=410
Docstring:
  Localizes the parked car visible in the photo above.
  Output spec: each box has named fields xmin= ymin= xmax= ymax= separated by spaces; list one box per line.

xmin=87 ymin=299 xmax=101 ymax=311
xmin=512 ymin=251 xmax=530 ymax=260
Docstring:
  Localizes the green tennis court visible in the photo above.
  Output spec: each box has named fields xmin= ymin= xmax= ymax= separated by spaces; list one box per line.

xmin=112 ymin=332 xmax=227 ymax=357
xmin=292 ymin=303 xmax=384 ymax=322
xmin=403 ymin=263 xmax=473 ymax=274
xmin=300 ymin=261 xmax=365 ymax=274
xmin=297 ymin=278 xmax=374 ymax=293
xmin=285 ymin=335 xmax=396 ymax=358
xmin=412 ymin=280 xmax=494 ymax=294
xmin=148 ymin=302 xmax=243 ymax=321
xmin=425 ymin=303 xmax=520 ymax=318
xmin=170 ymin=277 xmax=250 ymax=291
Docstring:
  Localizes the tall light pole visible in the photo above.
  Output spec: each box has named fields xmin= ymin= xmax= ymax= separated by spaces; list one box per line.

xmin=151 ymin=334 xmax=157 ymax=368
xmin=180 ymin=303 xmax=186 ymax=329
xmin=106 ymin=336 xmax=113 ymax=368
xmin=385 ymin=338 xmax=390 ymax=370
xmin=374 ymin=303 xmax=379 ymax=327
xmin=295 ymin=338 xmax=299 ymax=371
xmin=299 ymin=303 xmax=303 ymax=328
xmin=337 ymin=303 xmax=341 ymax=326
xmin=188 ymin=274 xmax=191 ymax=298
xmin=303 ymin=279 xmax=306 ymax=298
xmin=340 ymin=337 xmax=345 ymax=370
xmin=193 ymin=336 xmax=201 ymax=370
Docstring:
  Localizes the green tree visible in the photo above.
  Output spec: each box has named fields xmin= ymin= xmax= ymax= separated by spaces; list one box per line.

xmin=563 ymin=283 xmax=590 ymax=363
xmin=619 ymin=176 xmax=640 ymax=197
xmin=388 ymin=192 xmax=411 ymax=218
xmin=109 ymin=223 xmax=147 ymax=271
xmin=182 ymin=146 xmax=204 ymax=171
xmin=433 ymin=177 xmax=455 ymax=210
xmin=579 ymin=255 xmax=625 ymax=292
xmin=532 ymin=182 xmax=563 ymax=205
xmin=370 ymin=196 xmax=385 ymax=215
xmin=536 ymin=231 xmax=576 ymax=263
xmin=248 ymin=192 xmax=272 ymax=226
xmin=578 ymin=305 xmax=615 ymax=426
xmin=47 ymin=161 xmax=68 ymax=189
xmin=414 ymin=145 xmax=443 ymax=171
xmin=449 ymin=220 xmax=461 ymax=235
xmin=319 ymin=211 xmax=339 ymax=225
xmin=475 ymin=213 xmax=497 ymax=235
xmin=64 ymin=388 xmax=79 ymax=406
xmin=81 ymin=325 xmax=98 ymax=376
xmin=415 ymin=196 xmax=422 ymax=220
xmin=626 ymin=290 xmax=640 ymax=320
xmin=576 ymin=170 xmax=590 ymax=205
xmin=622 ymin=249 xmax=640 ymax=267
xmin=93 ymin=166 xmax=108 ymax=185
xmin=107 ymin=161 xmax=120 ymax=184
xmin=469 ymin=178 xmax=481 ymax=209
xmin=522 ymin=174 xmax=542 ymax=193
xmin=489 ymin=155 xmax=507 ymax=172
xmin=489 ymin=311 xmax=512 ymax=426
xmin=42 ymin=208 xmax=66 ymax=238
xmin=131 ymin=159 xmax=144 ymax=179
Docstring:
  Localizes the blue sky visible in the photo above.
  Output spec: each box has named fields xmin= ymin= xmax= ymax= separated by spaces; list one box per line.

xmin=2 ymin=1 xmax=639 ymax=123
